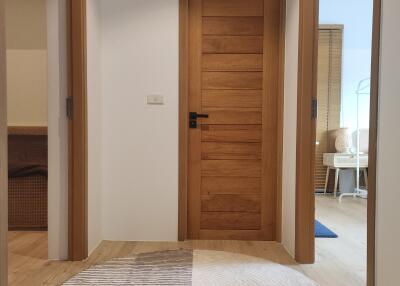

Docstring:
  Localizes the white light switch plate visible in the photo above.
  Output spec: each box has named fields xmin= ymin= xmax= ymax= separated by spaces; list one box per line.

xmin=147 ymin=95 xmax=164 ymax=105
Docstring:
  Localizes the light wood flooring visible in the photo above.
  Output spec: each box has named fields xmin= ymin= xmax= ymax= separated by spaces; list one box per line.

xmin=8 ymin=196 xmax=367 ymax=286
xmin=301 ymin=195 xmax=367 ymax=286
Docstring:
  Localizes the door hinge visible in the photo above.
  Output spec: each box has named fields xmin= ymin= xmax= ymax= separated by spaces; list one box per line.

xmin=66 ymin=96 xmax=73 ymax=119
xmin=312 ymin=98 xmax=318 ymax=120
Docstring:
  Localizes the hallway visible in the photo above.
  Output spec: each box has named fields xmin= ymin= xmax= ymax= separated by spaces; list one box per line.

xmin=9 ymin=218 xmax=366 ymax=286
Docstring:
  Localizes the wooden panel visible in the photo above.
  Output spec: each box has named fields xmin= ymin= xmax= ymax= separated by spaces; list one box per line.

xmin=187 ymin=0 xmax=283 ymax=241
xmin=201 ymin=195 xmax=261 ymax=212
xmin=202 ymin=160 xmax=261 ymax=177
xmin=368 ymin=1 xmax=382 ymax=285
xmin=296 ymin=0 xmax=318 ymax=264
xmin=69 ymin=0 xmax=88 ymax=261
xmin=204 ymin=108 xmax=262 ymax=125
xmin=187 ymin=0 xmax=203 ymax=239
xmin=8 ymin=126 xmax=48 ymax=136
xmin=0 ymin=0 xmax=8 ymax=283
xmin=8 ymin=135 xmax=47 ymax=167
xmin=202 ymin=142 xmax=261 ymax=160
xmin=203 ymin=0 xmax=264 ymax=17
xmin=276 ymin=0 xmax=286 ymax=243
xmin=201 ymin=212 xmax=261 ymax=230
xmin=203 ymin=36 xmax=263 ymax=54
xmin=202 ymin=177 xmax=261 ymax=195
xmin=199 ymin=229 xmax=263 ymax=240
xmin=261 ymin=0 xmax=282 ymax=242
xmin=178 ymin=0 xmax=189 ymax=241
xmin=202 ymin=54 xmax=263 ymax=71
xmin=203 ymin=17 xmax=264 ymax=35
xmin=203 ymin=72 xmax=263 ymax=90
xmin=202 ymin=125 xmax=262 ymax=143
xmin=203 ymin=90 xmax=262 ymax=108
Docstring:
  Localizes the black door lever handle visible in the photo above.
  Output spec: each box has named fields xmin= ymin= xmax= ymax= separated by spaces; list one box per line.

xmin=189 ymin=112 xmax=209 ymax=128
xmin=189 ymin=112 xmax=209 ymax=120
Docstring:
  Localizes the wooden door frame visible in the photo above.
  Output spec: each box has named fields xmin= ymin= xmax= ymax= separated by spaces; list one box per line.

xmin=178 ymin=0 xmax=286 ymax=241
xmin=0 ymin=3 xmax=88 ymax=282
xmin=178 ymin=0 xmax=189 ymax=242
xmin=0 ymin=0 xmax=8 ymax=284
xmin=295 ymin=0 xmax=319 ymax=264
xmin=295 ymin=1 xmax=382 ymax=286
xmin=68 ymin=0 xmax=88 ymax=261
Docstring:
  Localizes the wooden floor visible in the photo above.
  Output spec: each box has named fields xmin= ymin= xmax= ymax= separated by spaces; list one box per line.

xmin=301 ymin=195 xmax=367 ymax=286
xmin=8 ymin=196 xmax=367 ymax=286
xmin=8 ymin=233 xmax=298 ymax=286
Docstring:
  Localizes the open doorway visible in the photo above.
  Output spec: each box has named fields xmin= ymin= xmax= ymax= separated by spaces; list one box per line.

xmin=295 ymin=0 xmax=381 ymax=285
xmin=312 ymin=1 xmax=374 ymax=285
xmin=5 ymin=0 xmax=49 ymax=278
xmin=0 ymin=0 xmax=88 ymax=283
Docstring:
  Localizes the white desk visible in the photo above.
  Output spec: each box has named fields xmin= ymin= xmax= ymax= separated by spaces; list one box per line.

xmin=323 ymin=153 xmax=369 ymax=198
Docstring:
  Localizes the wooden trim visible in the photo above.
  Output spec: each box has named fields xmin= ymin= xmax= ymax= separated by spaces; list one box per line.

xmin=187 ymin=0 xmax=202 ymax=240
xmin=368 ymin=0 xmax=382 ymax=285
xmin=276 ymin=0 xmax=286 ymax=243
xmin=0 ymin=0 xmax=8 ymax=284
xmin=68 ymin=0 xmax=88 ymax=261
xmin=8 ymin=126 xmax=48 ymax=136
xmin=178 ymin=0 xmax=189 ymax=241
xmin=262 ymin=0 xmax=285 ymax=241
xmin=295 ymin=0 xmax=319 ymax=264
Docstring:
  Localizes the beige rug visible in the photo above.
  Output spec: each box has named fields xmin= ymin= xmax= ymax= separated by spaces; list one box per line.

xmin=64 ymin=249 xmax=319 ymax=286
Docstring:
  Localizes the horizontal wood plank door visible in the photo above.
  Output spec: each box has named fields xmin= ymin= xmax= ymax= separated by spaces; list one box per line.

xmin=188 ymin=0 xmax=282 ymax=241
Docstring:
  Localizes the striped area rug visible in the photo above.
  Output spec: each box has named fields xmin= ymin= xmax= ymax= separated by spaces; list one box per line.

xmin=64 ymin=250 xmax=319 ymax=286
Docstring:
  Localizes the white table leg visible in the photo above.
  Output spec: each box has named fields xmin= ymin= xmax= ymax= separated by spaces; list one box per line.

xmin=324 ymin=166 xmax=330 ymax=194
xmin=363 ymin=169 xmax=368 ymax=190
xmin=334 ymin=168 xmax=340 ymax=198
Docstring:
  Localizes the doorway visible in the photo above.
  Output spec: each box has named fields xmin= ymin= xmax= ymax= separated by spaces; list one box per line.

xmin=0 ymin=0 xmax=88 ymax=284
xmin=5 ymin=1 xmax=49 ymax=278
xmin=312 ymin=2 xmax=374 ymax=284
xmin=295 ymin=0 xmax=381 ymax=286
xmin=185 ymin=0 xmax=285 ymax=241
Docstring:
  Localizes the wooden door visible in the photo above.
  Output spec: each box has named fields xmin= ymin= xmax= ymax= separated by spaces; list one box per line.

xmin=187 ymin=0 xmax=282 ymax=241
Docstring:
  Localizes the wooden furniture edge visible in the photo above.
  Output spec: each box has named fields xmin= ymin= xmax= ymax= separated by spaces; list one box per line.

xmin=8 ymin=126 xmax=48 ymax=136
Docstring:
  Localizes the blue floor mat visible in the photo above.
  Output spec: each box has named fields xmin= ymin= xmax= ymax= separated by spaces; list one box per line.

xmin=315 ymin=220 xmax=338 ymax=238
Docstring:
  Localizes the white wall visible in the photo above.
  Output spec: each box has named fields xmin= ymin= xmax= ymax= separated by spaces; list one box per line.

xmin=87 ymin=0 xmax=103 ymax=254
xmin=47 ymin=0 xmax=69 ymax=260
xmin=98 ymin=0 xmax=179 ymax=241
xmin=281 ymin=0 xmax=299 ymax=257
xmin=320 ymin=0 xmax=374 ymax=130
xmin=375 ymin=0 xmax=400 ymax=285
xmin=5 ymin=0 xmax=48 ymax=126
xmin=6 ymin=50 xmax=48 ymax=126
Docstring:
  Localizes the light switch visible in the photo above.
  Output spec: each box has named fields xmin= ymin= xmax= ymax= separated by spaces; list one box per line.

xmin=147 ymin=95 xmax=164 ymax=105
